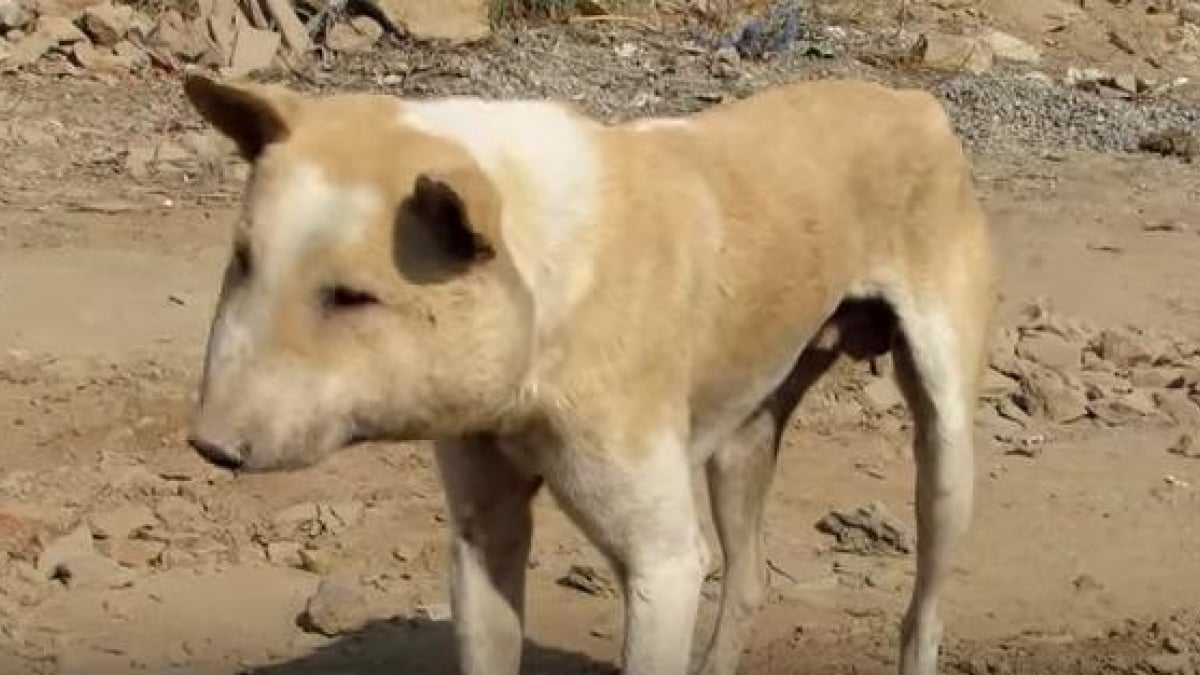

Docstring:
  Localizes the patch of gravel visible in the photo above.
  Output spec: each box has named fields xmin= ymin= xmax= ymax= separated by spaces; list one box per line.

xmin=933 ymin=72 xmax=1200 ymax=154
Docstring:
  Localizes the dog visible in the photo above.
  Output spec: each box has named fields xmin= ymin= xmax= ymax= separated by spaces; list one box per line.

xmin=183 ymin=72 xmax=995 ymax=675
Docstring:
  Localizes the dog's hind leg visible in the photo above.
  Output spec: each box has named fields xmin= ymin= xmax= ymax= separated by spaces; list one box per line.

xmin=696 ymin=347 xmax=840 ymax=675
xmin=436 ymin=436 xmax=541 ymax=675
xmin=888 ymin=247 xmax=994 ymax=675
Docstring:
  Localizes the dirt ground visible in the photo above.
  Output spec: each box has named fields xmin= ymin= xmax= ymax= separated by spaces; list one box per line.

xmin=3 ymin=2 xmax=1200 ymax=674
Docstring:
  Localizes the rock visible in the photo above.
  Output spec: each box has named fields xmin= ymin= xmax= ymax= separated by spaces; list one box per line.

xmin=1157 ymin=392 xmax=1200 ymax=426
xmin=261 ymin=0 xmax=310 ymax=54
xmin=916 ymin=32 xmax=994 ymax=75
xmin=325 ymin=16 xmax=382 ymax=53
xmin=556 ymin=565 xmax=616 ymax=597
xmin=983 ymin=29 xmax=1040 ymax=64
xmin=1072 ymin=573 xmax=1104 ymax=592
xmin=82 ymin=2 xmax=133 ymax=47
xmin=72 ymin=41 xmax=131 ymax=73
xmin=375 ymin=0 xmax=489 ymax=43
xmin=88 ymin=504 xmax=156 ymax=540
xmin=1183 ymin=2 xmax=1200 ymax=25
xmin=1088 ymin=390 xmax=1158 ymax=426
xmin=33 ymin=0 xmax=92 ymax=18
xmin=266 ymin=541 xmax=304 ymax=568
xmin=1111 ymin=73 xmax=1141 ymax=96
xmin=272 ymin=502 xmax=319 ymax=533
xmin=1143 ymin=653 xmax=1190 ymax=675
xmin=37 ymin=524 xmax=94 ymax=578
xmin=1018 ymin=365 xmax=1089 ymax=424
xmin=35 ymin=15 xmax=87 ymax=43
xmin=0 ymin=0 xmax=31 ymax=31
xmin=981 ymin=368 xmax=1020 ymax=400
xmin=301 ymin=578 xmax=370 ymax=637
xmin=54 ymin=553 xmax=135 ymax=590
xmin=1094 ymin=329 xmax=1157 ymax=368
xmin=1016 ymin=331 xmax=1082 ymax=374
xmin=146 ymin=10 xmax=208 ymax=60
xmin=1065 ymin=67 xmax=1108 ymax=89
xmin=1081 ymin=369 xmax=1132 ymax=401
xmin=298 ymin=548 xmax=333 ymax=575
xmin=222 ymin=23 xmax=279 ymax=78
xmin=112 ymin=40 xmax=147 ymax=69
xmin=1139 ymin=128 xmax=1199 ymax=162
xmin=1167 ymin=433 xmax=1199 ymax=459
xmin=154 ymin=496 xmax=204 ymax=531
xmin=105 ymin=538 xmax=166 ymax=568
xmin=815 ymin=502 xmax=912 ymax=556
xmin=1 ymin=31 xmax=53 ymax=69
xmin=317 ymin=502 xmax=365 ymax=535
xmin=862 ymin=377 xmax=904 ymax=413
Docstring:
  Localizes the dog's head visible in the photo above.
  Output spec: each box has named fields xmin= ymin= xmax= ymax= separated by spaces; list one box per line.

xmin=183 ymin=76 xmax=533 ymax=471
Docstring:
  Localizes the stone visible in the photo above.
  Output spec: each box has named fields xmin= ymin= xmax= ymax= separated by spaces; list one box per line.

xmin=147 ymin=10 xmax=208 ymax=60
xmin=917 ymin=32 xmax=994 ymax=75
xmin=154 ymin=496 xmax=204 ymax=531
xmin=981 ymin=368 xmax=1020 ymax=400
xmin=317 ymin=502 xmax=364 ymax=535
xmin=862 ymin=377 xmax=904 ymax=413
xmin=298 ymin=548 xmax=333 ymax=575
xmin=105 ymin=538 xmax=166 ymax=568
xmin=1112 ymin=73 xmax=1139 ymax=95
xmin=88 ymin=504 xmax=156 ymax=540
xmin=0 ymin=0 xmax=31 ymax=31
xmin=1019 ymin=365 xmax=1088 ymax=424
xmin=1094 ymin=329 xmax=1157 ymax=368
xmin=37 ymin=524 xmax=94 ymax=578
xmin=301 ymin=578 xmax=370 ymax=637
xmin=1081 ymin=369 xmax=1132 ymax=401
xmin=33 ymin=0 xmax=92 ymax=18
xmin=73 ymin=41 xmax=130 ymax=73
xmin=325 ymin=16 xmax=383 ymax=53
xmin=266 ymin=541 xmax=304 ymax=568
xmin=221 ymin=23 xmax=278 ymax=78
xmin=983 ymin=29 xmax=1040 ymax=64
xmin=557 ymin=565 xmax=617 ymax=597
xmin=35 ymin=15 xmax=87 ymax=43
xmin=112 ymin=40 xmax=147 ymax=69
xmin=1167 ymin=433 xmax=1199 ymax=459
xmin=272 ymin=502 xmax=319 ymax=533
xmin=54 ymin=553 xmax=136 ymax=590
xmin=1143 ymin=653 xmax=1190 ymax=675
xmin=375 ymin=0 xmax=488 ymax=43
xmin=814 ymin=502 xmax=912 ymax=556
xmin=1016 ymin=331 xmax=1082 ymax=374
xmin=1157 ymin=391 xmax=1200 ymax=426
xmin=1 ymin=31 xmax=53 ymax=69
xmin=82 ymin=2 xmax=134 ymax=47
xmin=1181 ymin=2 xmax=1200 ymax=25
xmin=1088 ymin=390 xmax=1158 ymax=426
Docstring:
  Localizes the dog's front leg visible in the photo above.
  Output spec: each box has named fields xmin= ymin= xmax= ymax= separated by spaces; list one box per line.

xmin=538 ymin=431 xmax=707 ymax=675
xmin=436 ymin=437 xmax=541 ymax=675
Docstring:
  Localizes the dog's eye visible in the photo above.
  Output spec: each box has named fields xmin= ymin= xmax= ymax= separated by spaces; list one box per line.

xmin=323 ymin=286 xmax=380 ymax=310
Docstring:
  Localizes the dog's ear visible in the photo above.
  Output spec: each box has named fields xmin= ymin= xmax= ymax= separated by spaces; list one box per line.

xmin=394 ymin=166 xmax=501 ymax=282
xmin=183 ymin=73 xmax=300 ymax=161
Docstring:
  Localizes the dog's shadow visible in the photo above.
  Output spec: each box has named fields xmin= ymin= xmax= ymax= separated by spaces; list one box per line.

xmin=246 ymin=616 xmax=617 ymax=675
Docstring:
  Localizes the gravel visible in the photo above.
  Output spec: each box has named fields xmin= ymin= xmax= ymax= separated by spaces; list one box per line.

xmin=934 ymin=71 xmax=1200 ymax=154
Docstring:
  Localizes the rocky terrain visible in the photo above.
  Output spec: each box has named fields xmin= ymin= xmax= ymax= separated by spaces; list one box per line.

xmin=2 ymin=0 xmax=1200 ymax=673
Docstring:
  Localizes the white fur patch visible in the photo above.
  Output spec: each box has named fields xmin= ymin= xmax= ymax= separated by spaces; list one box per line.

xmin=630 ymin=118 xmax=691 ymax=132
xmin=398 ymin=99 xmax=600 ymax=333
xmin=256 ymin=162 xmax=381 ymax=287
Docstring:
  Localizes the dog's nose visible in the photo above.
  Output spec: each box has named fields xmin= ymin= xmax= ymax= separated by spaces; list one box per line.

xmin=188 ymin=435 xmax=245 ymax=470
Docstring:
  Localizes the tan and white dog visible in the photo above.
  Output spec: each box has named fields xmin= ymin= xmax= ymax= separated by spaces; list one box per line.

xmin=183 ymin=73 xmax=995 ymax=675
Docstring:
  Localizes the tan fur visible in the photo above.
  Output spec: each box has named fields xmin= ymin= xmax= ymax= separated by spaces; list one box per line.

xmin=184 ymin=74 xmax=995 ymax=675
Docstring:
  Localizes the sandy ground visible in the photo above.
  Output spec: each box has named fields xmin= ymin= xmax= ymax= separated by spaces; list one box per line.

xmin=3 ymin=4 xmax=1200 ymax=674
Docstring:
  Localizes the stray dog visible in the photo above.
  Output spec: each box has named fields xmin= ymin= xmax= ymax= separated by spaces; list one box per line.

xmin=184 ymin=73 xmax=995 ymax=675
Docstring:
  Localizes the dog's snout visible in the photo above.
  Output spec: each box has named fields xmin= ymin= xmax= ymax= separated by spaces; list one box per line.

xmin=188 ymin=434 xmax=245 ymax=470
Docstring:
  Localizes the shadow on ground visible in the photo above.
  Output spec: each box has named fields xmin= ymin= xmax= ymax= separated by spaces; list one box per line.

xmin=246 ymin=617 xmax=617 ymax=675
